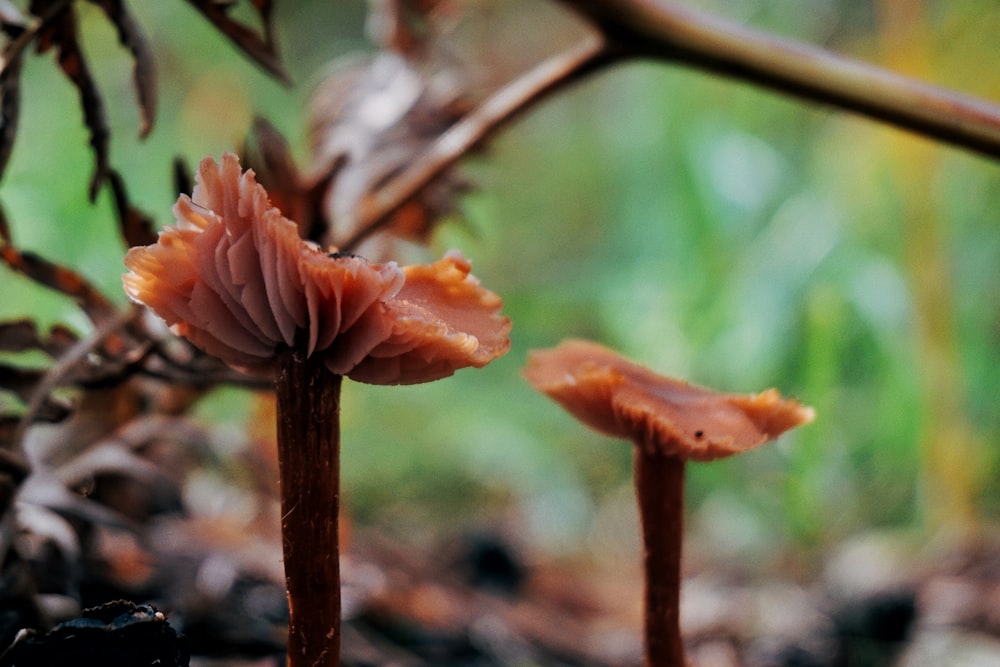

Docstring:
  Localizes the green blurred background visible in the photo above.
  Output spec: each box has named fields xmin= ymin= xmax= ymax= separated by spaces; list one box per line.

xmin=3 ymin=0 xmax=1000 ymax=570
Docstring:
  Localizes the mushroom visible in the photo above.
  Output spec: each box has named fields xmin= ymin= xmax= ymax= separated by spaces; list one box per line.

xmin=523 ymin=339 xmax=813 ymax=667
xmin=123 ymin=153 xmax=511 ymax=667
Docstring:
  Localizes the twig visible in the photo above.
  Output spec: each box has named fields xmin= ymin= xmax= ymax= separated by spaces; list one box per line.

xmin=342 ymin=37 xmax=613 ymax=252
xmin=347 ymin=0 xmax=1000 ymax=251
xmin=558 ymin=0 xmax=1000 ymax=159
xmin=12 ymin=307 xmax=139 ymax=451
xmin=140 ymin=339 xmax=273 ymax=390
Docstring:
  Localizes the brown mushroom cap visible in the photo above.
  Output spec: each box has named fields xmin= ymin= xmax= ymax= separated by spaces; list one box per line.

xmin=124 ymin=153 xmax=510 ymax=384
xmin=523 ymin=339 xmax=814 ymax=460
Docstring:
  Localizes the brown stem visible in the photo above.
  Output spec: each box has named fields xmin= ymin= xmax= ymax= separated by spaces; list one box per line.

xmin=276 ymin=348 xmax=343 ymax=667
xmin=559 ymin=0 xmax=1000 ymax=159
xmin=634 ymin=449 xmax=687 ymax=667
xmin=342 ymin=37 xmax=612 ymax=252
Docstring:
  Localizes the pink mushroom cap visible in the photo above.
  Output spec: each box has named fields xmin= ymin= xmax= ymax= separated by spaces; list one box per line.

xmin=523 ymin=339 xmax=814 ymax=460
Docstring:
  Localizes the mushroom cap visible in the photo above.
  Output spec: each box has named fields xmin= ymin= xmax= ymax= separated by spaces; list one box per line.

xmin=523 ymin=339 xmax=814 ymax=461
xmin=350 ymin=251 xmax=512 ymax=384
xmin=123 ymin=153 xmax=510 ymax=384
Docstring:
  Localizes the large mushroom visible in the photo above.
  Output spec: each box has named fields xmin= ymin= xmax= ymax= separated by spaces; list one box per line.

xmin=523 ymin=339 xmax=813 ymax=667
xmin=123 ymin=153 xmax=511 ymax=667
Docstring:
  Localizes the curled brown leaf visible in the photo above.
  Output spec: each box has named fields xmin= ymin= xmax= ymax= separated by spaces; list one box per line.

xmin=0 ymin=243 xmax=117 ymax=325
xmin=308 ymin=50 xmax=472 ymax=257
xmin=0 ymin=363 xmax=72 ymax=421
xmin=30 ymin=0 xmax=110 ymax=200
xmin=108 ymin=170 xmax=157 ymax=248
xmin=0 ymin=8 xmax=24 ymax=183
xmin=87 ymin=0 xmax=157 ymax=138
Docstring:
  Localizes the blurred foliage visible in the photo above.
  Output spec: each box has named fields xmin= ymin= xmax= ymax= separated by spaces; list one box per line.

xmin=3 ymin=0 xmax=1000 ymax=571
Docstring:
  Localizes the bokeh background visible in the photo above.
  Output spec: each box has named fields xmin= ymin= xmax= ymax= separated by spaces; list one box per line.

xmin=3 ymin=0 xmax=1000 ymax=580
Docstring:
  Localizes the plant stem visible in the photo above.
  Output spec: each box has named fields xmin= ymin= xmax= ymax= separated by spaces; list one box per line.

xmin=346 ymin=0 xmax=1000 ymax=255
xmin=276 ymin=348 xmax=343 ymax=667
xmin=559 ymin=0 xmax=1000 ymax=159
xmin=634 ymin=449 xmax=686 ymax=667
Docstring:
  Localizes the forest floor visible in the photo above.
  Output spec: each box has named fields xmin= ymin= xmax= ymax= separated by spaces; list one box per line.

xmin=8 ymin=515 xmax=999 ymax=667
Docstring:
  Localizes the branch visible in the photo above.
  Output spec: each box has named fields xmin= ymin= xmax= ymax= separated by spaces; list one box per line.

xmin=558 ymin=0 xmax=1000 ymax=159
xmin=342 ymin=37 xmax=613 ymax=252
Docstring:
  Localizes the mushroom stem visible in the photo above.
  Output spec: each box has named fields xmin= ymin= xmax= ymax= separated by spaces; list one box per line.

xmin=634 ymin=449 xmax=687 ymax=667
xmin=276 ymin=347 xmax=343 ymax=667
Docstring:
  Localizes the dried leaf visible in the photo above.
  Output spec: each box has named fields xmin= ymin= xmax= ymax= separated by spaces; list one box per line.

xmin=0 ymin=320 xmax=79 ymax=356
xmin=108 ymin=169 xmax=157 ymax=248
xmin=44 ymin=325 xmax=78 ymax=356
xmin=0 ymin=16 xmax=24 ymax=183
xmin=0 ymin=320 xmax=40 ymax=352
xmin=0 ymin=244 xmax=117 ymax=324
xmin=0 ymin=203 xmax=9 ymax=243
xmin=0 ymin=68 xmax=20 ymax=182
xmin=0 ymin=379 xmax=70 ymax=429
xmin=33 ymin=396 xmax=72 ymax=423
xmin=0 ymin=363 xmax=42 ymax=402
xmin=306 ymin=1 xmax=477 ymax=254
xmin=183 ymin=0 xmax=290 ymax=84
xmin=241 ymin=116 xmax=304 ymax=229
xmin=0 ymin=1 xmax=26 ymax=26
xmin=0 ymin=422 xmax=30 ymax=514
xmin=245 ymin=116 xmax=335 ymax=243
xmin=87 ymin=0 xmax=157 ymax=138
xmin=367 ymin=0 xmax=449 ymax=55
xmin=18 ymin=474 xmax=135 ymax=530
xmin=0 ymin=415 xmax=28 ymax=481
xmin=53 ymin=442 xmax=165 ymax=491
xmin=0 ymin=413 xmax=17 ymax=437
xmin=30 ymin=0 xmax=110 ymax=200
xmin=308 ymin=50 xmax=472 ymax=255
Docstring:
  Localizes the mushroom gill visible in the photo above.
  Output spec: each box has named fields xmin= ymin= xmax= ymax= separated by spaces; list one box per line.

xmin=123 ymin=153 xmax=510 ymax=383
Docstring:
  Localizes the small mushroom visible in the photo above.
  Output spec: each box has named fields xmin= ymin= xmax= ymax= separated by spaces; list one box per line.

xmin=523 ymin=339 xmax=813 ymax=667
xmin=123 ymin=153 xmax=510 ymax=667
xmin=123 ymin=153 xmax=509 ymax=384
